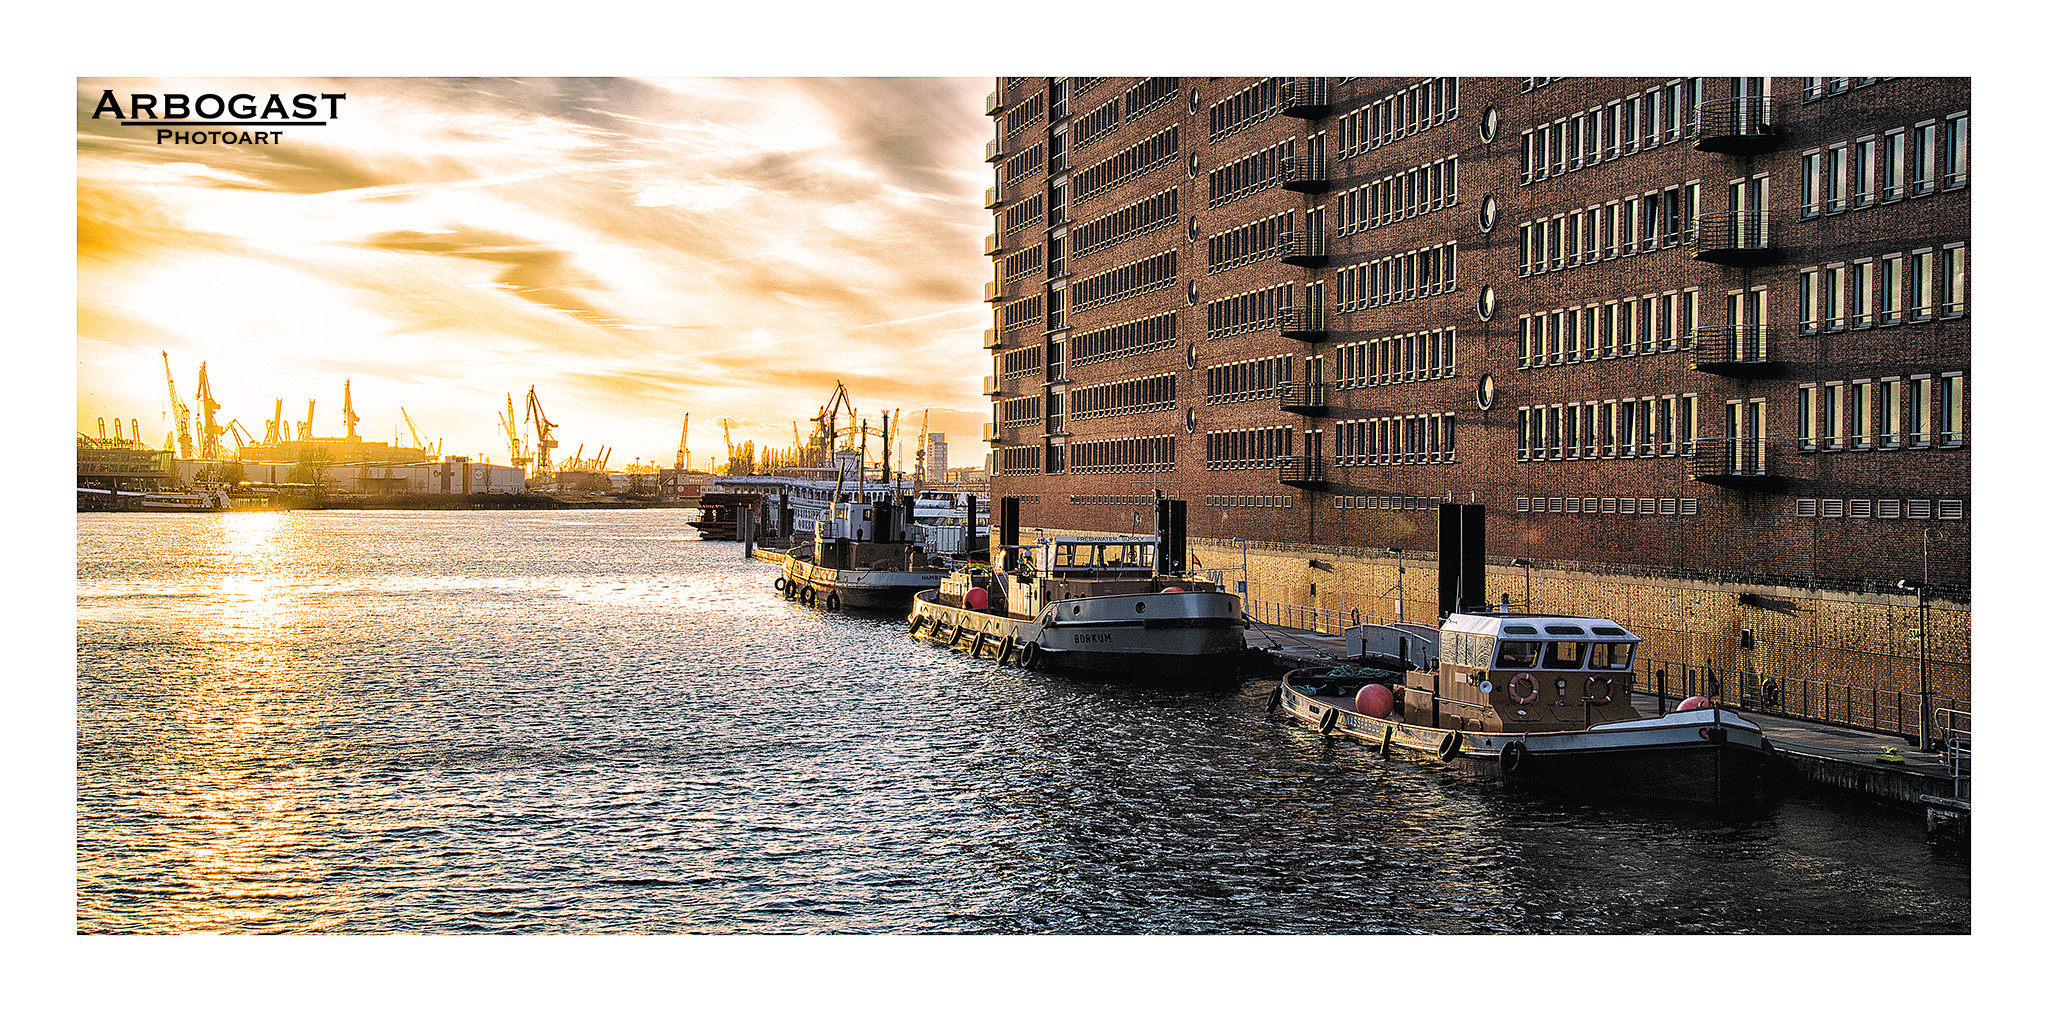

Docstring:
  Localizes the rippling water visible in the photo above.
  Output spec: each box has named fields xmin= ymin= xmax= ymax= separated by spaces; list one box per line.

xmin=76 ymin=510 xmax=1968 ymax=934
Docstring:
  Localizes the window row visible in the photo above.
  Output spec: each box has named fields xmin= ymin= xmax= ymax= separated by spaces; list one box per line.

xmin=1794 ymin=498 xmax=1964 ymax=522
xmin=1796 ymin=245 xmax=1966 ymax=332
xmin=1333 ymin=413 xmax=1457 ymax=467
xmin=1073 ymin=373 xmax=1177 ymax=420
xmin=1330 ymin=327 xmax=1458 ymax=388
xmin=1207 ymin=209 xmax=1293 ymax=274
xmin=1005 ymin=92 xmax=1045 ymax=138
xmin=1073 ymin=249 xmax=1178 ymax=313
xmin=1800 ymin=77 xmax=1887 ymax=100
xmin=1333 ymin=495 xmax=1452 ymax=511
xmin=1205 ymin=354 xmax=1293 ymax=404
xmin=996 ymin=445 xmax=1042 ymax=475
xmin=999 ymin=293 xmax=1042 ymax=332
xmin=1332 ymin=155 xmax=1457 ymax=236
xmin=1073 ymin=187 xmax=1179 ymax=259
xmin=1072 ymin=311 xmax=1177 ymax=365
xmin=1518 ymin=79 xmax=1704 ymax=185
xmin=1074 ymin=125 xmax=1179 ymax=204
xmin=1206 ymin=495 xmax=1295 ymax=509
xmin=1204 ymin=426 xmax=1294 ymax=470
xmin=1000 ymin=345 xmax=1042 ymax=379
xmin=1518 ymin=496 xmax=1699 ymax=517
xmin=1207 ymin=138 xmax=1294 ymax=208
xmin=1074 ymin=96 xmax=1120 ymax=152
xmin=1333 ymin=241 xmax=1457 ymax=313
xmin=1209 ymin=78 xmax=1281 ymax=143
xmin=1795 ymin=374 xmax=1963 ymax=452
xmin=1205 ymin=283 xmax=1293 ymax=341
xmin=1072 ymin=434 xmax=1177 ymax=474
xmin=998 ymin=395 xmax=1043 ymax=429
xmin=1001 ymin=193 xmax=1044 ymax=235
xmin=1331 ymin=78 xmax=1458 ymax=160
xmin=1517 ymin=395 xmax=1700 ymax=462
xmin=1000 ymin=142 xmax=1044 ymax=188
xmin=1518 ymin=183 xmax=1699 ymax=275
xmin=1125 ymin=77 xmax=1179 ymax=121
xmin=1000 ymin=245 xmax=1043 ymax=284
xmin=1799 ymin=112 xmax=1967 ymax=216
xmin=1518 ymin=290 xmax=1700 ymax=369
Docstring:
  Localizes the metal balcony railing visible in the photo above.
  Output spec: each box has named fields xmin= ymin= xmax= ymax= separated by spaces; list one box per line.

xmin=985 ymin=233 xmax=1003 ymax=256
xmin=1280 ymin=155 xmax=1330 ymax=193
xmin=983 ymin=375 xmax=1002 ymax=396
xmin=1277 ymin=305 xmax=1327 ymax=342
xmin=1279 ymin=229 xmax=1328 ymax=267
xmin=1689 ymin=436 xmax=1772 ymax=483
xmin=983 ymin=280 xmax=1004 ymax=303
xmin=985 ymin=186 xmax=1002 ymax=209
xmin=1282 ymin=77 xmax=1331 ymax=119
xmin=1691 ymin=210 xmax=1778 ymax=265
xmin=1277 ymin=455 xmax=1329 ymax=488
xmin=986 ymin=138 xmax=1003 ymax=162
xmin=1691 ymin=325 xmax=1774 ymax=374
xmin=985 ymin=91 xmax=1003 ymax=116
xmin=983 ymin=328 xmax=1002 ymax=350
xmin=1695 ymin=96 xmax=1775 ymax=152
xmin=983 ymin=421 xmax=1001 ymax=442
xmin=1279 ymin=381 xmax=1328 ymax=416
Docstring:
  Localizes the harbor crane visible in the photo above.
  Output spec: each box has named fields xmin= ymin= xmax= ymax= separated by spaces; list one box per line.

xmin=524 ymin=387 xmax=558 ymax=473
xmin=266 ymin=399 xmax=284 ymax=443
xmin=195 ymin=362 xmax=227 ymax=459
xmin=342 ymin=381 xmax=360 ymax=440
xmin=677 ymin=413 xmax=690 ymax=472
xmin=401 ymin=407 xmax=425 ymax=450
xmin=297 ymin=400 xmax=315 ymax=441
xmin=914 ymin=408 xmax=930 ymax=482
xmin=161 ymin=351 xmax=194 ymax=459
xmin=813 ymin=381 xmax=854 ymax=455
xmin=501 ymin=394 xmax=531 ymax=471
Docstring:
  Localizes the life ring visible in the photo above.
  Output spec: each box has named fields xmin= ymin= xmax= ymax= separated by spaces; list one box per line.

xmin=800 ymin=586 xmax=816 ymax=607
xmin=1020 ymin=642 xmax=1041 ymax=669
xmin=1500 ymin=740 xmax=1528 ymax=775
xmin=1266 ymin=684 xmax=1284 ymax=713
xmin=773 ymin=576 xmax=788 ymax=592
xmin=1584 ymin=675 xmax=1613 ymax=705
xmin=1317 ymin=708 xmax=1340 ymax=736
xmin=825 ymin=592 xmax=841 ymax=613
xmin=1507 ymin=672 xmax=1539 ymax=705
xmin=1437 ymin=731 xmax=1462 ymax=762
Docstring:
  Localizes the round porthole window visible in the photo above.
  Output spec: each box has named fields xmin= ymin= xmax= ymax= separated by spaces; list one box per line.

xmin=1187 ymin=217 xmax=1200 ymax=241
xmin=1189 ymin=89 xmax=1201 ymax=114
xmin=1187 ymin=152 xmax=1199 ymax=177
xmin=1480 ymin=106 xmax=1499 ymax=143
xmin=1185 ymin=407 xmax=1198 ymax=433
xmin=1476 ymin=374 xmax=1496 ymax=411
xmin=1185 ymin=345 xmax=1198 ymax=369
xmin=1187 ymin=281 xmax=1199 ymax=305
xmin=1478 ymin=286 xmax=1497 ymax=321
xmin=1479 ymin=195 xmax=1499 ymax=232
xmin=1135 ymin=602 xmax=1146 ymax=614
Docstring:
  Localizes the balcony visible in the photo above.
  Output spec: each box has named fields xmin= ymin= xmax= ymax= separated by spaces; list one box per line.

xmin=1279 ymin=382 xmax=1328 ymax=417
xmin=983 ymin=375 xmax=1003 ymax=396
xmin=983 ymin=328 xmax=1002 ymax=350
xmin=1690 ymin=325 xmax=1778 ymax=376
xmin=1282 ymin=77 xmax=1331 ymax=119
xmin=1279 ymin=229 xmax=1328 ymax=268
xmin=986 ymin=233 xmax=1004 ymax=256
xmin=1278 ymin=305 xmax=1327 ymax=343
xmin=1280 ymin=155 xmax=1330 ymax=194
xmin=1690 ymin=211 xmax=1782 ymax=266
xmin=983 ymin=421 xmax=1002 ymax=443
xmin=983 ymin=280 xmax=1005 ymax=303
xmin=1689 ymin=438 xmax=1781 ymax=488
xmin=1694 ymin=96 xmax=1776 ymax=154
xmin=985 ymin=186 xmax=1003 ymax=209
xmin=1277 ymin=455 xmax=1329 ymax=490
xmin=986 ymin=91 xmax=1004 ymax=116
xmin=986 ymin=138 xmax=1003 ymax=162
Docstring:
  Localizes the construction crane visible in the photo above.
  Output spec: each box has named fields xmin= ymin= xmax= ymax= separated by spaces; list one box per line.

xmin=676 ymin=413 xmax=689 ymax=471
xmin=501 ymin=394 xmax=530 ymax=471
xmin=162 ymin=351 xmax=193 ymax=459
xmin=266 ymin=399 xmax=284 ymax=443
xmin=297 ymin=400 xmax=315 ymax=441
xmin=813 ymin=381 xmax=853 ymax=455
xmin=721 ymin=418 xmax=735 ymax=471
xmin=341 ymin=381 xmax=360 ymax=440
xmin=524 ymin=387 xmax=558 ymax=473
xmin=914 ymin=408 xmax=930 ymax=482
xmin=226 ymin=420 xmax=257 ymax=453
xmin=194 ymin=362 xmax=227 ymax=459
xmin=400 ymin=407 xmax=425 ymax=449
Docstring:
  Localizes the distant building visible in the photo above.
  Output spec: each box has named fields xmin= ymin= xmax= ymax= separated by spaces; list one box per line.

xmin=217 ymin=457 xmax=526 ymax=494
xmin=924 ymin=433 xmax=949 ymax=482
xmin=76 ymin=438 xmax=173 ymax=493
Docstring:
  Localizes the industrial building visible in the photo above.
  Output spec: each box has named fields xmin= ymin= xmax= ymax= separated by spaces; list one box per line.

xmin=983 ymin=76 xmax=1969 ymax=722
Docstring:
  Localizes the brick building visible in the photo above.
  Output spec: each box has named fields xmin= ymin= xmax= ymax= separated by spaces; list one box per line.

xmin=982 ymin=77 xmax=1969 ymax=720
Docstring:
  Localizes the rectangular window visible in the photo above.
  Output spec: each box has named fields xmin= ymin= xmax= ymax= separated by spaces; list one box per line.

xmin=1854 ymin=137 xmax=1877 ymax=208
xmin=1941 ymin=374 xmax=1964 ymax=445
xmin=1798 ymin=270 xmax=1818 ymax=334
xmin=1945 ymin=113 xmax=1969 ymax=188
xmin=1797 ymin=385 xmax=1817 ymax=451
xmin=1824 ymin=265 xmax=1846 ymax=331
xmin=1800 ymin=151 xmax=1821 ymax=217
xmin=1852 ymin=261 xmax=1874 ymax=328
xmin=1681 ymin=394 xmax=1697 ymax=454
xmin=1882 ymin=130 xmax=1906 ymax=201
xmin=1878 ymin=379 xmax=1900 ymax=448
xmin=1826 ymin=146 xmax=1848 ymax=212
xmin=1910 ymin=376 xmax=1933 ymax=447
xmin=1850 ymin=380 xmax=1872 ymax=450
xmin=1912 ymin=122 xmax=1937 ymax=195
xmin=1879 ymin=255 xmax=1903 ymax=325
xmin=1908 ymin=251 xmax=1934 ymax=321
xmin=1822 ymin=383 xmax=1844 ymax=450
xmin=1940 ymin=245 xmax=1967 ymax=316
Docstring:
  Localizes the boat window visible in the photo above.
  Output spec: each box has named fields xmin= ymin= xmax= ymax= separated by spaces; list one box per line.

xmin=1544 ymin=624 xmax=1585 ymax=636
xmin=1592 ymin=626 xmax=1629 ymax=636
xmin=1503 ymin=624 xmax=1539 ymax=635
xmin=1587 ymin=642 xmax=1634 ymax=670
xmin=1542 ymin=640 xmax=1585 ymax=668
xmin=1495 ymin=641 xmax=1539 ymax=668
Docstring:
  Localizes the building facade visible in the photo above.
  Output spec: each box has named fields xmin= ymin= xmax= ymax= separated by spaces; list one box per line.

xmin=983 ymin=77 xmax=1969 ymax=719
xmin=924 ymin=432 xmax=950 ymax=482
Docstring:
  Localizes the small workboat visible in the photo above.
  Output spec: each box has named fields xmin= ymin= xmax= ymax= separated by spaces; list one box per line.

xmin=777 ymin=494 xmax=948 ymax=612
xmin=1274 ymin=611 xmax=1782 ymax=806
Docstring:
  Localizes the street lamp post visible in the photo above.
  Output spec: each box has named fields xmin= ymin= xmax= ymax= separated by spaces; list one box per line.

xmin=1899 ymin=578 xmax=1931 ymax=751
xmin=1509 ymin=558 xmax=1533 ymax=613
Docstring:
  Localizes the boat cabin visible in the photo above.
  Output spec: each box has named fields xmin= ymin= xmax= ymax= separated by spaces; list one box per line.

xmin=939 ymin=535 xmax=1215 ymax=620
xmin=809 ymin=497 xmax=932 ymax=572
xmin=1403 ymin=612 xmax=1645 ymax=732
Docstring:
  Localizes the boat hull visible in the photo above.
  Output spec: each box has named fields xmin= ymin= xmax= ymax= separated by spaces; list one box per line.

xmin=780 ymin=558 xmax=944 ymax=611
xmin=1277 ymin=672 xmax=1780 ymax=806
xmin=908 ymin=589 xmax=1254 ymax=679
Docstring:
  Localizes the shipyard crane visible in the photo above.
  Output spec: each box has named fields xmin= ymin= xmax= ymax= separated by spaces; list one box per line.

xmin=813 ymin=381 xmax=853 ymax=456
xmin=401 ymin=407 xmax=425 ymax=449
xmin=677 ymin=413 xmax=690 ymax=471
xmin=297 ymin=400 xmax=315 ymax=441
xmin=524 ymin=387 xmax=558 ymax=472
xmin=161 ymin=351 xmax=194 ymax=459
xmin=195 ymin=362 xmax=227 ymax=459
xmin=341 ymin=381 xmax=360 ymax=440
xmin=501 ymin=394 xmax=531 ymax=471
xmin=226 ymin=420 xmax=257 ymax=453
xmin=266 ymin=399 xmax=284 ymax=443
xmin=914 ymin=408 xmax=930 ymax=482
xmin=721 ymin=418 xmax=735 ymax=471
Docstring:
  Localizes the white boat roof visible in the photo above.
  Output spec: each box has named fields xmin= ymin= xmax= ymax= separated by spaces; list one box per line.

xmin=1443 ymin=612 xmax=1640 ymax=642
xmin=1043 ymin=535 xmax=1158 ymax=546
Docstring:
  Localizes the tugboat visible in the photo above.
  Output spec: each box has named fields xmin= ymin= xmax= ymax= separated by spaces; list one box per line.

xmin=1274 ymin=611 xmax=1781 ymax=806
xmin=777 ymin=493 xmax=950 ymax=612
xmin=907 ymin=496 xmax=1254 ymax=679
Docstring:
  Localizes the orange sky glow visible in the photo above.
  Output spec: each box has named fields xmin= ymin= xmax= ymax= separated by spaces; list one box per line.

xmin=77 ymin=77 xmax=995 ymax=472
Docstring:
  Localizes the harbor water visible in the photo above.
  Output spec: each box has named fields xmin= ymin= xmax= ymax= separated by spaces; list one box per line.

xmin=76 ymin=510 xmax=1969 ymax=934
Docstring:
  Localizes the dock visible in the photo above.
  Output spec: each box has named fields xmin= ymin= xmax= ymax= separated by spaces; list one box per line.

xmin=1248 ymin=624 xmax=1971 ymax=841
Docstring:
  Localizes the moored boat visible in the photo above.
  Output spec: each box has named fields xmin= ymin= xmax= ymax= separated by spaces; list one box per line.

xmin=776 ymin=494 xmax=949 ymax=612
xmin=1274 ymin=611 xmax=1782 ymax=806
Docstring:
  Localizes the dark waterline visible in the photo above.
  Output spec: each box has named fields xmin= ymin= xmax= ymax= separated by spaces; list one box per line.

xmin=76 ymin=510 xmax=1968 ymax=933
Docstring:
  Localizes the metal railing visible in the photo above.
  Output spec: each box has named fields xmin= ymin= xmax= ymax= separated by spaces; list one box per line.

xmin=1697 ymin=96 xmax=1774 ymax=139
xmin=1279 ymin=229 xmax=1327 ymax=261
xmin=1690 ymin=436 xmax=1769 ymax=479
xmin=1245 ymin=598 xmax=1351 ymax=635
xmin=1279 ymin=381 xmax=1327 ymax=412
xmin=1276 ymin=454 xmax=1327 ymax=486
xmin=1636 ymin=656 xmax=1968 ymax=738
xmin=1936 ymin=707 xmax=1971 ymax=798
xmin=1277 ymin=304 xmax=1326 ymax=336
xmin=1693 ymin=210 xmax=1772 ymax=252
xmin=1283 ymin=77 xmax=1330 ymax=114
xmin=1280 ymin=155 xmax=1329 ymax=189
xmin=1691 ymin=325 xmax=1770 ymax=368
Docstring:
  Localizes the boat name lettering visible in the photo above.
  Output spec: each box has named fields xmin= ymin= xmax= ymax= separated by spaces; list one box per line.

xmin=1074 ymin=633 xmax=1113 ymax=644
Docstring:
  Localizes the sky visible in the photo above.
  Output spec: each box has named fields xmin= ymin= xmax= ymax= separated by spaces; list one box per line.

xmin=76 ymin=76 xmax=995 ymax=473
